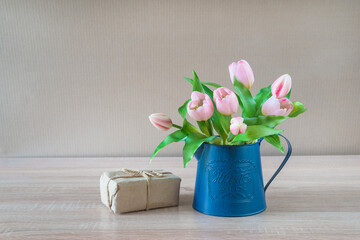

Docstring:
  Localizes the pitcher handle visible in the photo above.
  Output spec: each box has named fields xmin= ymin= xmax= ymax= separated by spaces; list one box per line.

xmin=261 ymin=134 xmax=292 ymax=192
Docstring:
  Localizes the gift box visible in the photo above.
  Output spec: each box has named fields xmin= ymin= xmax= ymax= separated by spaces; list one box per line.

xmin=100 ymin=168 xmax=181 ymax=214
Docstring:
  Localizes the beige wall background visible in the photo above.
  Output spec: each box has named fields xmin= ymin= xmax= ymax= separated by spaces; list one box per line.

xmin=0 ymin=0 xmax=359 ymax=158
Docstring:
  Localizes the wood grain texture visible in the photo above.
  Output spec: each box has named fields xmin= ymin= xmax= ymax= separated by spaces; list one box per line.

xmin=0 ymin=155 xmax=360 ymax=239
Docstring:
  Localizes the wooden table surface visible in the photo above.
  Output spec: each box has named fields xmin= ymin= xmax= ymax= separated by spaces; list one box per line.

xmin=0 ymin=155 xmax=359 ymax=240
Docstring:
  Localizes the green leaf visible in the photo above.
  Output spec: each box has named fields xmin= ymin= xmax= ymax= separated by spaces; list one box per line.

xmin=210 ymin=114 xmax=227 ymax=143
xmin=192 ymin=70 xmax=204 ymax=93
xmin=220 ymin=114 xmax=231 ymax=132
xmin=232 ymin=125 xmax=283 ymax=142
xmin=257 ymin=115 xmax=288 ymax=128
xmin=244 ymin=116 xmax=288 ymax=128
xmin=243 ymin=117 xmax=258 ymax=126
xmin=264 ymin=134 xmax=284 ymax=153
xmin=197 ymin=120 xmax=212 ymax=136
xmin=289 ymin=101 xmax=307 ymax=118
xmin=184 ymin=77 xmax=193 ymax=86
xmin=178 ymin=99 xmax=191 ymax=119
xmin=234 ymin=92 xmax=245 ymax=111
xmin=285 ymin=89 xmax=291 ymax=99
xmin=254 ymin=84 xmax=271 ymax=115
xmin=202 ymin=82 xmax=223 ymax=88
xmin=183 ymin=133 xmax=216 ymax=167
xmin=182 ymin=118 xmax=201 ymax=134
xmin=233 ymin=77 xmax=257 ymax=117
xmin=209 ymin=137 xmax=222 ymax=145
xmin=150 ymin=130 xmax=187 ymax=162
xmin=184 ymin=77 xmax=211 ymax=97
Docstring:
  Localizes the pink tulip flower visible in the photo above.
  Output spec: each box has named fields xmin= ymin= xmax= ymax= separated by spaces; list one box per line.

xmin=261 ymin=96 xmax=294 ymax=117
xmin=230 ymin=117 xmax=247 ymax=135
xmin=213 ymin=87 xmax=239 ymax=115
xmin=228 ymin=60 xmax=255 ymax=89
xmin=271 ymin=74 xmax=292 ymax=99
xmin=187 ymin=91 xmax=214 ymax=121
xmin=149 ymin=113 xmax=173 ymax=131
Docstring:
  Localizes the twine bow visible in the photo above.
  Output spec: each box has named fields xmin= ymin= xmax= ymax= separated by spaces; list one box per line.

xmin=106 ymin=168 xmax=171 ymax=211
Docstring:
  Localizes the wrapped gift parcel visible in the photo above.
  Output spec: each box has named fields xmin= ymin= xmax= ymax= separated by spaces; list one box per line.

xmin=100 ymin=168 xmax=181 ymax=214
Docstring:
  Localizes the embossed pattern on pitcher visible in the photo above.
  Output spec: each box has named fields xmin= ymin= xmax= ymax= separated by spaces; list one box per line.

xmin=208 ymin=160 xmax=256 ymax=202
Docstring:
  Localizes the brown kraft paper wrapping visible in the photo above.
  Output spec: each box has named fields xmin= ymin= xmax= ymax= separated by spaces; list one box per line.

xmin=100 ymin=169 xmax=181 ymax=214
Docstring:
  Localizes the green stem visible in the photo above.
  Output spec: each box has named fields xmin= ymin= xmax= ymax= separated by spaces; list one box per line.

xmin=226 ymin=132 xmax=235 ymax=145
xmin=172 ymin=124 xmax=182 ymax=129
xmin=220 ymin=131 xmax=228 ymax=145
xmin=205 ymin=120 xmax=213 ymax=136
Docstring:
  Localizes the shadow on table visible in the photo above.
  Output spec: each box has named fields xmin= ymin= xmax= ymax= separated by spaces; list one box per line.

xmin=174 ymin=187 xmax=360 ymax=213
xmin=266 ymin=189 xmax=360 ymax=212
xmin=123 ymin=186 xmax=360 ymax=216
xmin=179 ymin=192 xmax=194 ymax=206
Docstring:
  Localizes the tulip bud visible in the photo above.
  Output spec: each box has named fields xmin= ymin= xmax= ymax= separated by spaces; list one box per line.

xmin=271 ymin=74 xmax=292 ymax=99
xmin=213 ymin=87 xmax=239 ymax=115
xmin=230 ymin=117 xmax=247 ymax=135
xmin=187 ymin=91 xmax=214 ymax=121
xmin=228 ymin=60 xmax=255 ymax=89
xmin=261 ymin=96 xmax=294 ymax=117
xmin=149 ymin=113 xmax=173 ymax=131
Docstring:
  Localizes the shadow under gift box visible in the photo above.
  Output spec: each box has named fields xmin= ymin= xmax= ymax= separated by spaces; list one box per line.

xmin=100 ymin=170 xmax=181 ymax=214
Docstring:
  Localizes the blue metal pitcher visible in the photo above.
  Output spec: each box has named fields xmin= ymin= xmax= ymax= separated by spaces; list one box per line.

xmin=193 ymin=134 xmax=292 ymax=217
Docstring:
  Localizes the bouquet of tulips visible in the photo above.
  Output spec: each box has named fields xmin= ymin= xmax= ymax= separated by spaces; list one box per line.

xmin=149 ymin=60 xmax=307 ymax=167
